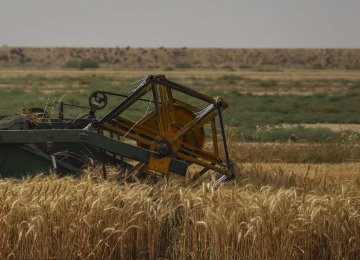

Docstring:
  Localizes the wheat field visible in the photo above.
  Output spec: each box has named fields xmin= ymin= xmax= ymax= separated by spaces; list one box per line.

xmin=0 ymin=63 xmax=359 ymax=258
xmin=0 ymin=161 xmax=359 ymax=259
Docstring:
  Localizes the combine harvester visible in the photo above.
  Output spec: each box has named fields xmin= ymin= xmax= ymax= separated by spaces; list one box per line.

xmin=0 ymin=75 xmax=235 ymax=185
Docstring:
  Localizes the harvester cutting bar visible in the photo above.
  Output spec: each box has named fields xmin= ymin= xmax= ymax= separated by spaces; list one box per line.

xmin=0 ymin=129 xmax=187 ymax=178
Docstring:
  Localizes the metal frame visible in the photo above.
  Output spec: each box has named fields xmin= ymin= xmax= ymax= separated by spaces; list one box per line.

xmin=92 ymin=75 xmax=234 ymax=179
xmin=0 ymin=74 xmax=235 ymax=182
xmin=0 ymin=129 xmax=188 ymax=176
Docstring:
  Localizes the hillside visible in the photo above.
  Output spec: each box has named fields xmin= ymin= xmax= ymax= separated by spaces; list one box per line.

xmin=0 ymin=47 xmax=360 ymax=70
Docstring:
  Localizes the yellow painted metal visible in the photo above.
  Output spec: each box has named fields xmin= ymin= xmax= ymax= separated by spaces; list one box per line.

xmin=146 ymin=155 xmax=172 ymax=176
xmin=137 ymin=104 xmax=205 ymax=151
xmin=98 ymin=79 xmax=230 ymax=179
xmin=211 ymin=119 xmax=219 ymax=157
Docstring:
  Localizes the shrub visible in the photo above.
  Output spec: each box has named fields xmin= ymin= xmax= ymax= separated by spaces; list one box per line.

xmin=80 ymin=59 xmax=99 ymax=69
xmin=65 ymin=59 xmax=99 ymax=69
xmin=0 ymin=53 xmax=9 ymax=61
xmin=65 ymin=59 xmax=81 ymax=68
xmin=175 ymin=62 xmax=192 ymax=69
xmin=251 ymin=79 xmax=278 ymax=87
xmin=350 ymin=81 xmax=360 ymax=89
xmin=218 ymin=74 xmax=244 ymax=84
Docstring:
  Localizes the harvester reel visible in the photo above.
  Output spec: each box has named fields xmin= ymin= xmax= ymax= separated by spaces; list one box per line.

xmin=137 ymin=105 xmax=205 ymax=152
xmin=95 ymin=75 xmax=235 ymax=182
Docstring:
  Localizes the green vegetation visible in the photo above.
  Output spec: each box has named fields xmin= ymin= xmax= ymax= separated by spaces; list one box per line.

xmin=0 ymin=74 xmax=359 ymax=143
xmin=218 ymin=91 xmax=360 ymax=126
xmin=251 ymin=79 xmax=278 ymax=87
xmin=65 ymin=59 xmax=99 ymax=69
xmin=233 ymin=125 xmax=359 ymax=143
xmin=217 ymin=74 xmax=244 ymax=84
xmin=175 ymin=62 xmax=193 ymax=69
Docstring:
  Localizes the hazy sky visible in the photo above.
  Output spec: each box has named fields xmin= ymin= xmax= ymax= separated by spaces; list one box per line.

xmin=0 ymin=0 xmax=359 ymax=48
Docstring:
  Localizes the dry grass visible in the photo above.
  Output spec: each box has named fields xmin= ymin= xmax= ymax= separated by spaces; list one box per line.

xmin=229 ymin=142 xmax=360 ymax=163
xmin=1 ymin=47 xmax=360 ymax=70
xmin=278 ymin=123 xmax=360 ymax=133
xmin=1 ymin=68 xmax=360 ymax=81
xmin=0 ymin=162 xmax=359 ymax=259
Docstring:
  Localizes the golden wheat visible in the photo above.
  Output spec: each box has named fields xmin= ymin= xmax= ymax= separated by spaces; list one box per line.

xmin=229 ymin=142 xmax=360 ymax=163
xmin=0 ymin=163 xmax=359 ymax=259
